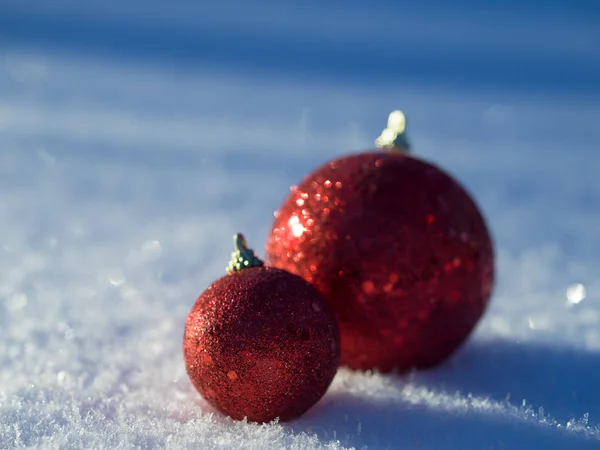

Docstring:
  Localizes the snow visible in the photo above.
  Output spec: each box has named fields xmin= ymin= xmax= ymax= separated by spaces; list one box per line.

xmin=1 ymin=2 xmax=600 ymax=449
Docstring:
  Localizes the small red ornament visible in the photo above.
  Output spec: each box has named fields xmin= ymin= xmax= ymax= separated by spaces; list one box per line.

xmin=183 ymin=233 xmax=340 ymax=423
xmin=266 ymin=111 xmax=494 ymax=373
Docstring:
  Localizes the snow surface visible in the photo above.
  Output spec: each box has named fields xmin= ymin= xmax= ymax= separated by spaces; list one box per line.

xmin=1 ymin=2 xmax=600 ymax=449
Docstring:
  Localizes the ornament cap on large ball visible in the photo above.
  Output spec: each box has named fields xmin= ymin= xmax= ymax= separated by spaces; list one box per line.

xmin=183 ymin=232 xmax=340 ymax=423
xmin=266 ymin=110 xmax=495 ymax=373
xmin=375 ymin=109 xmax=411 ymax=152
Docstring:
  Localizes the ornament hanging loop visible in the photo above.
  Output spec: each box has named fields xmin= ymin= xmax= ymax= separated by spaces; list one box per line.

xmin=375 ymin=110 xmax=411 ymax=152
xmin=227 ymin=233 xmax=264 ymax=274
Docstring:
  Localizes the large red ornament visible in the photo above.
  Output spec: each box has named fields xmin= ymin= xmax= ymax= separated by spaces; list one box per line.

xmin=183 ymin=234 xmax=340 ymax=423
xmin=266 ymin=111 xmax=494 ymax=373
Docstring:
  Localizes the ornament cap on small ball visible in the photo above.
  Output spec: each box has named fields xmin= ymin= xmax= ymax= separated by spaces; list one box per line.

xmin=183 ymin=233 xmax=340 ymax=423
xmin=266 ymin=110 xmax=495 ymax=373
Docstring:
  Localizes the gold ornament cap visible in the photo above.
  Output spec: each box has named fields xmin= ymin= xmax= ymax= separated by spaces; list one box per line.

xmin=227 ymin=233 xmax=264 ymax=274
xmin=375 ymin=110 xmax=410 ymax=152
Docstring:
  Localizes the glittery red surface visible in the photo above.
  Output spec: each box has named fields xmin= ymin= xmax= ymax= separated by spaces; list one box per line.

xmin=183 ymin=266 xmax=340 ymax=423
xmin=266 ymin=151 xmax=495 ymax=373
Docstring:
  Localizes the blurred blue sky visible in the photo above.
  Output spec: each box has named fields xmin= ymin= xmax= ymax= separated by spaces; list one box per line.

xmin=1 ymin=0 xmax=599 ymax=95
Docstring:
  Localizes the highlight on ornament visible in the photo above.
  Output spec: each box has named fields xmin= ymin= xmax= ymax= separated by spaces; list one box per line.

xmin=183 ymin=233 xmax=340 ymax=423
xmin=266 ymin=109 xmax=494 ymax=373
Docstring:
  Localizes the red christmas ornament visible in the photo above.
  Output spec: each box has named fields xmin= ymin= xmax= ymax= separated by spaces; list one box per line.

xmin=183 ymin=234 xmax=340 ymax=423
xmin=266 ymin=111 xmax=494 ymax=373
